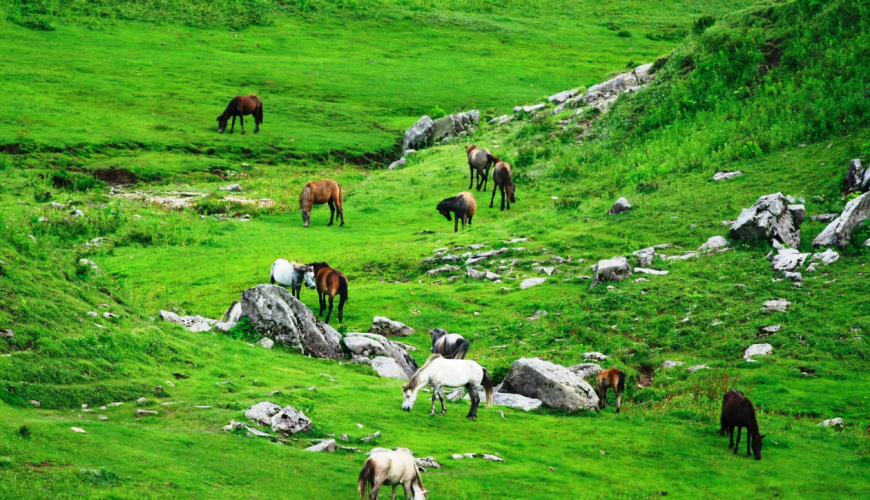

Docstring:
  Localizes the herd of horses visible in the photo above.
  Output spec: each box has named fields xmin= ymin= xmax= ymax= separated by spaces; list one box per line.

xmin=219 ymin=97 xmax=763 ymax=500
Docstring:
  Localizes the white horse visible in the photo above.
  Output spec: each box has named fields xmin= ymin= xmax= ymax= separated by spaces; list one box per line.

xmin=401 ymin=354 xmax=493 ymax=421
xmin=358 ymin=448 xmax=428 ymax=500
xmin=270 ymin=259 xmax=316 ymax=299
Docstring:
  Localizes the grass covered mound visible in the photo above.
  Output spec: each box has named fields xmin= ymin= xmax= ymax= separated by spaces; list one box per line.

xmin=1 ymin=0 xmax=869 ymax=498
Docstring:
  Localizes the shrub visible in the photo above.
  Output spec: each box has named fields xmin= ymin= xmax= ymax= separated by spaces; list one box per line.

xmin=226 ymin=317 xmax=261 ymax=343
xmin=79 ymin=467 xmax=121 ymax=487
xmin=617 ymin=30 xmax=632 ymax=38
xmin=427 ymin=106 xmax=447 ymax=120
xmin=693 ymin=15 xmax=716 ymax=35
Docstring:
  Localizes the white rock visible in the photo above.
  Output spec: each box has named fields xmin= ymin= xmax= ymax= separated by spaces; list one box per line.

xmin=452 ymin=454 xmax=464 ymax=460
xmin=520 ymin=278 xmax=547 ymax=290
xmin=590 ymin=257 xmax=632 ymax=288
xmin=730 ymin=193 xmax=803 ymax=247
xmin=257 ymin=337 xmax=274 ymax=349
xmin=687 ymin=365 xmax=709 ymax=373
xmin=819 ymin=418 xmax=845 ymax=429
xmin=371 ymin=357 xmax=410 ymax=380
xmin=370 ymin=317 xmax=414 ymax=337
xmin=159 ymin=310 xmax=212 ymax=333
xmin=812 ymin=192 xmax=870 ymax=248
xmin=500 ymin=358 xmax=598 ymax=411
xmin=482 ymin=454 xmax=505 ymax=462
xmin=661 ymin=360 xmax=683 ymax=369
xmin=583 ymin=352 xmax=607 ymax=361
xmin=743 ymin=343 xmax=773 ymax=361
xmin=221 ymin=183 xmax=242 ymax=192
xmin=783 ymin=271 xmax=802 ymax=282
xmin=136 ymin=397 xmax=148 ymax=404
xmin=607 ymin=197 xmax=632 ymax=215
xmin=713 ymin=171 xmax=743 ymax=181
xmin=698 ymin=236 xmax=728 ymax=252
xmin=245 ymin=401 xmax=283 ymax=427
xmin=811 ymin=249 xmax=839 ymax=265
xmin=763 ymin=299 xmax=792 ymax=313
xmin=771 ymin=253 xmax=809 ymax=272
xmin=71 ymin=427 xmax=87 ymax=434
xmin=388 ymin=157 xmax=406 ymax=171
xmin=633 ymin=267 xmax=668 ymax=275
xmin=271 ymin=406 xmax=312 ymax=435
xmin=306 ymin=439 xmax=337 ymax=452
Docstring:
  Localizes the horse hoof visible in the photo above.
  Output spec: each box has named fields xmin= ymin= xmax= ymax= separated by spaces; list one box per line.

xmin=241 ymin=131 xmax=246 ymax=135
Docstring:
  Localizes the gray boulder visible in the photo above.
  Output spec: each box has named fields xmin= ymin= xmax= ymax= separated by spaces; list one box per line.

xmin=240 ymin=284 xmax=343 ymax=360
xmin=590 ymin=257 xmax=632 ymax=289
xmin=812 ymin=192 xmax=870 ymax=248
xmin=306 ymin=439 xmax=337 ymax=452
xmin=500 ymin=358 xmax=599 ymax=411
xmin=403 ymin=116 xmax=435 ymax=150
xmin=812 ymin=249 xmax=840 ymax=265
xmin=713 ymin=171 xmax=743 ymax=181
xmin=788 ymin=204 xmax=806 ymax=226
xmin=845 ymin=159 xmax=864 ymax=193
xmin=371 ymin=357 xmax=409 ymax=380
xmin=344 ymin=335 xmax=388 ymax=358
xmin=568 ymin=363 xmax=602 ymax=379
xmin=730 ymin=193 xmax=803 ymax=247
xmin=771 ymin=252 xmax=809 ymax=272
xmin=271 ymin=406 xmax=312 ymax=435
xmin=388 ymin=157 xmax=407 ymax=172
xmin=607 ymin=197 xmax=632 ymax=215
xmin=698 ymin=236 xmax=728 ymax=252
xmin=370 ymin=316 xmax=414 ymax=337
xmin=245 ymin=401 xmax=282 ymax=427
xmin=743 ymin=343 xmax=773 ymax=362
xmin=345 ymin=332 xmax=418 ymax=377
xmin=632 ymin=247 xmax=656 ymax=266
xmin=548 ymin=89 xmax=579 ymax=104
xmin=222 ymin=301 xmax=242 ymax=323
xmin=257 ymin=337 xmax=274 ymax=349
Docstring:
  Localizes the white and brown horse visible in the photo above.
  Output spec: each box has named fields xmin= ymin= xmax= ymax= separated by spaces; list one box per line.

xmin=401 ymin=354 xmax=492 ymax=421
xmin=358 ymin=448 xmax=428 ymax=500
xmin=596 ymin=368 xmax=626 ymax=413
xmin=270 ymin=259 xmax=316 ymax=299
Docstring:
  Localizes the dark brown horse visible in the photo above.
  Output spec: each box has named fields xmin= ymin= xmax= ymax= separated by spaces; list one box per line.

xmin=217 ymin=94 xmax=263 ymax=134
xmin=596 ymin=368 xmax=626 ymax=413
xmin=489 ymin=161 xmax=516 ymax=210
xmin=466 ymin=145 xmax=499 ymax=191
xmin=299 ymin=179 xmax=344 ymax=228
xmin=309 ymin=262 xmax=348 ymax=324
xmin=720 ymin=389 xmax=765 ymax=460
xmin=436 ymin=192 xmax=476 ymax=233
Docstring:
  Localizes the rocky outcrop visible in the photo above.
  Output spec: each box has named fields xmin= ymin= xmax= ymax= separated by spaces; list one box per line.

xmin=607 ymin=197 xmax=632 ymax=215
xmin=370 ymin=317 xmax=414 ymax=337
xmin=590 ymin=257 xmax=632 ymax=289
xmin=743 ymin=343 xmax=772 ymax=362
xmin=584 ymin=63 xmax=654 ymax=108
xmin=159 ymin=310 xmax=214 ymax=333
xmin=240 ymin=284 xmax=343 ymax=360
xmin=845 ymin=159 xmax=865 ymax=193
xmin=730 ymin=193 xmax=804 ymax=247
xmin=345 ymin=332 xmax=418 ymax=377
xmin=402 ymin=111 xmax=479 ymax=150
xmin=245 ymin=401 xmax=312 ymax=435
xmin=713 ymin=171 xmax=743 ymax=181
xmin=812 ymin=192 xmax=870 ymax=248
xmin=403 ymin=116 xmax=435 ymax=150
xmin=500 ymin=358 xmax=599 ymax=411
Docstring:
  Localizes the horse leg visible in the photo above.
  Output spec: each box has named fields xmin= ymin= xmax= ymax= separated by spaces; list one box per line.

xmin=229 ymin=115 xmax=236 ymax=133
xmin=371 ymin=480 xmax=382 ymax=500
xmin=482 ymin=165 xmax=490 ymax=192
xmin=500 ymin=186 xmax=506 ymax=211
xmin=454 ymin=215 xmax=459 ymax=233
xmin=327 ymin=200 xmax=335 ymax=226
xmin=728 ymin=426 xmax=734 ymax=448
xmin=615 ymin=389 xmax=622 ymax=413
xmin=430 ymin=384 xmax=438 ymax=416
xmin=467 ymin=384 xmax=480 ymax=421
xmin=324 ymin=295 xmax=334 ymax=324
xmin=468 ymin=164 xmax=474 ymax=190
xmin=733 ymin=427 xmax=742 ymax=455
xmin=438 ymin=388 xmax=446 ymax=415
xmin=391 ymin=485 xmax=397 ymax=500
xmin=490 ymin=182 xmax=497 ymax=208
xmin=318 ymin=291 xmax=325 ymax=316
xmin=599 ymin=387 xmax=607 ymax=409
xmin=239 ymin=115 xmax=245 ymax=134
xmin=746 ymin=432 xmax=752 ymax=456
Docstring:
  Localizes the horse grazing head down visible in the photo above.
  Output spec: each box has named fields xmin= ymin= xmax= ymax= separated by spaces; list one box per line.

xmin=401 ymin=382 xmax=418 ymax=411
xmin=217 ymin=115 xmax=229 ymax=134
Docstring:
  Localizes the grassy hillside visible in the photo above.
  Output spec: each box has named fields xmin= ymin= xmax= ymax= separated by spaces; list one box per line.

xmin=1 ymin=0 xmax=870 ymax=498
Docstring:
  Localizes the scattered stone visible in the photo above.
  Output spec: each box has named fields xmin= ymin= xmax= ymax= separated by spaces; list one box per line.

xmin=811 ymin=249 xmax=840 ymax=265
xmin=482 ymin=454 xmax=505 ymax=462
xmin=306 ymin=439 xmax=337 ymax=452
xmin=1 ymin=328 xmax=13 ymax=338
xmin=345 ymin=332 xmax=418 ymax=377
xmin=514 ymin=103 xmax=546 ymax=113
xmin=568 ymin=363 xmax=602 ymax=378
xmin=819 ymin=418 xmax=845 ymax=429
xmin=661 ymin=360 xmax=683 ymax=369
xmin=665 ymin=252 xmax=698 ymax=261
xmin=687 ymin=365 xmax=709 ymax=373
xmin=633 ymin=267 xmax=668 ymax=275
xmin=500 ymin=358 xmax=599 ymax=411
xmin=771 ymin=252 xmax=809 ymax=272
xmin=698 ymin=236 xmax=729 ymax=252
xmin=388 ymin=157 xmax=406 ymax=171
xmin=108 ymin=402 xmax=123 ymax=407
xmin=812 ymin=192 xmax=870 ymax=248
xmin=713 ymin=171 xmax=743 ymax=181
xmin=520 ymin=277 xmax=547 ymax=290
xmin=29 ymin=400 xmax=40 ymax=407
xmin=763 ymin=299 xmax=792 ymax=313
xmin=221 ymin=183 xmax=242 ymax=192
xmin=426 ymin=264 xmax=460 ymax=276
xmin=730 ymin=193 xmax=803 ymax=247
xmin=607 ymin=197 xmax=632 ymax=215
xmin=271 ymin=406 xmax=313 ymax=435
xmin=136 ymin=410 xmax=159 ymax=416
xmin=245 ymin=401 xmax=282 ymax=426
xmin=369 ymin=316 xmax=414 ymax=337
xmin=760 ymin=325 xmax=781 ymax=335
xmin=71 ymin=427 xmax=87 ymax=434
xmin=590 ymin=257 xmax=632 ymax=288
xmin=783 ymin=271 xmax=802 ymax=282
xmin=526 ymin=310 xmax=547 ymax=321
xmin=136 ymin=397 xmax=148 ymax=404
xmin=159 ymin=310 xmax=213 ymax=333
xmin=452 ymin=454 xmax=464 ymax=460
xmin=415 ymin=457 xmax=443 ymax=469
xmin=743 ymin=343 xmax=773 ymax=362
xmin=788 ymin=204 xmax=806 ymax=226
xmin=466 ymin=267 xmax=485 ymax=280
xmin=102 ymin=312 xmax=118 ymax=320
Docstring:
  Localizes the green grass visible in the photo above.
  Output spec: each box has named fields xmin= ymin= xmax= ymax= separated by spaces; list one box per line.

xmin=2 ymin=0 xmax=870 ymax=498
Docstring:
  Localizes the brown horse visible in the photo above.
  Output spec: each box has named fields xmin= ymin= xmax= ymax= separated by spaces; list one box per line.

xmin=466 ymin=145 xmax=499 ymax=191
xmin=436 ymin=192 xmax=476 ymax=233
xmin=299 ymin=179 xmax=344 ymax=228
xmin=308 ymin=262 xmax=348 ymax=324
xmin=489 ymin=161 xmax=516 ymax=210
xmin=596 ymin=368 xmax=626 ymax=413
xmin=217 ymin=94 xmax=263 ymax=134
xmin=720 ymin=390 xmax=765 ymax=460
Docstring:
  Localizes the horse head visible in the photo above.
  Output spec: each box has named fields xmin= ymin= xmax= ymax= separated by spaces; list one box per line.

xmin=508 ymin=182 xmax=516 ymax=203
xmin=466 ymin=144 xmax=477 ymax=154
xmin=302 ymin=267 xmax=316 ymax=289
xmin=429 ymin=328 xmax=448 ymax=350
xmin=301 ymin=209 xmax=311 ymax=227
xmin=217 ymin=115 xmax=228 ymax=134
xmin=401 ymin=382 xmax=418 ymax=411
xmin=753 ymin=434 xmax=765 ymax=460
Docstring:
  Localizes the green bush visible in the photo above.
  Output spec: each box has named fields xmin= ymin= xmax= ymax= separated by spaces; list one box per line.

xmin=692 ymin=14 xmax=715 ymax=34
xmin=226 ymin=317 xmax=261 ymax=343
xmin=617 ymin=30 xmax=632 ymax=38
xmin=79 ymin=467 xmax=121 ymax=487
xmin=427 ymin=105 xmax=447 ymax=120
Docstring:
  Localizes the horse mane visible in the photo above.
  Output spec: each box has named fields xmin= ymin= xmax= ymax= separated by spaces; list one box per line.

xmin=403 ymin=354 xmax=443 ymax=390
xmin=308 ymin=261 xmax=330 ymax=269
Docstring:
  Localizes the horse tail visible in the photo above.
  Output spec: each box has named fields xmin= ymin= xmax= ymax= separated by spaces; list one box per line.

xmin=481 ymin=367 xmax=494 ymax=408
xmin=487 ymin=154 xmax=501 ymax=165
xmin=617 ymin=371 xmax=626 ymax=393
xmin=453 ymin=339 xmax=470 ymax=360
xmin=338 ymin=274 xmax=349 ymax=305
xmin=258 ymin=100 xmax=263 ymax=124
xmin=357 ymin=459 xmax=375 ymax=500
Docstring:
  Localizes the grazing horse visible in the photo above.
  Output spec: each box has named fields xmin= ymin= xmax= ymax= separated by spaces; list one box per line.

xmin=466 ymin=145 xmax=499 ymax=191
xmin=217 ymin=94 xmax=263 ymax=134
xmin=270 ymin=259 xmax=316 ymax=299
xmin=401 ymin=354 xmax=492 ymax=421
xmin=429 ymin=328 xmax=469 ymax=359
xmin=720 ymin=389 xmax=765 ymax=460
xmin=436 ymin=192 xmax=476 ymax=233
xmin=308 ymin=262 xmax=348 ymax=324
xmin=358 ymin=448 xmax=428 ymax=500
xmin=490 ymin=161 xmax=516 ymax=211
xmin=299 ymin=179 xmax=344 ymax=228
xmin=596 ymin=368 xmax=626 ymax=413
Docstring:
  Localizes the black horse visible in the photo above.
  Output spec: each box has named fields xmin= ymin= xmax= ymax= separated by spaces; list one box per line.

xmin=720 ymin=390 xmax=765 ymax=460
xmin=430 ymin=328 xmax=470 ymax=359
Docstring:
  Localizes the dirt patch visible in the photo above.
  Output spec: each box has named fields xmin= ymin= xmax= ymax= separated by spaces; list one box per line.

xmin=637 ymin=364 xmax=655 ymax=388
xmin=94 ymin=167 xmax=137 ymax=185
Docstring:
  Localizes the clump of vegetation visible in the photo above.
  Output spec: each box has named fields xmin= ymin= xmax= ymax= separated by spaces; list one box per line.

xmin=17 ymin=425 xmax=31 ymax=439
xmin=617 ymin=30 xmax=632 ymax=38
xmin=79 ymin=467 xmax=121 ymax=487
xmin=692 ymin=14 xmax=716 ymax=34
xmin=226 ymin=317 xmax=260 ymax=343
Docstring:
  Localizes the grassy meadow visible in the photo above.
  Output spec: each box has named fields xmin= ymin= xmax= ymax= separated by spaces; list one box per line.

xmin=2 ymin=0 xmax=870 ymax=499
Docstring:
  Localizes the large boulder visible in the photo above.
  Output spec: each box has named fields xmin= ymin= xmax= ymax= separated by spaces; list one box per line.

xmin=345 ymin=332 xmax=418 ymax=377
xmin=403 ymin=116 xmax=435 ymax=150
xmin=730 ymin=193 xmax=803 ymax=247
xmin=845 ymin=159 xmax=864 ymax=193
xmin=607 ymin=197 xmax=632 ymax=215
xmin=344 ymin=335 xmax=388 ymax=358
xmin=812 ymin=192 xmax=870 ymax=248
xmin=270 ymin=406 xmax=313 ymax=435
xmin=240 ymin=284 xmax=343 ymax=360
xmin=370 ymin=357 xmax=409 ymax=380
xmin=245 ymin=401 xmax=282 ymax=427
xmin=590 ymin=257 xmax=632 ymax=289
xmin=500 ymin=358 xmax=599 ymax=411
xmin=370 ymin=317 xmax=414 ymax=337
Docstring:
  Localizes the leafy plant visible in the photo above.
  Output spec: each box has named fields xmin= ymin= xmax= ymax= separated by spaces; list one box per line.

xmin=225 ymin=317 xmax=261 ymax=343
xmin=79 ymin=467 xmax=121 ymax=487
xmin=692 ymin=15 xmax=715 ymax=34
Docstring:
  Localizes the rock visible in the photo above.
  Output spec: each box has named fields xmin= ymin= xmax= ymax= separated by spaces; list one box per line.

xmin=490 ymin=114 xmax=513 ymax=126
xmin=426 ymin=264 xmax=460 ymax=276
xmin=783 ymin=271 xmax=802 ymax=282
xmin=344 ymin=335 xmax=388 ymax=358
xmin=713 ymin=171 xmax=743 ymax=181
xmin=306 ymin=439 xmax=337 ymax=452
xmin=698 ymin=236 xmax=728 ymax=252
xmin=415 ymin=457 xmax=443 ymax=469
xmin=71 ymin=427 xmax=87 ymax=434
xmin=763 ymin=299 xmax=792 ymax=313
xmin=568 ymin=363 xmax=602 ymax=378
xmin=49 ymin=202 xmax=65 ymax=209
xmin=687 ymin=365 xmax=709 ymax=373
xmin=811 ymin=213 xmax=839 ymax=223
xmin=370 ymin=316 xmax=414 ymax=337
xmin=1 ymin=328 xmax=13 ymax=338
xmin=666 ymin=252 xmax=698 ymax=261
xmin=661 ymin=360 xmax=683 ymax=369
xmin=633 ymin=267 xmax=668 ymax=275
xmin=526 ymin=310 xmax=547 ymax=321
xmin=79 ymin=259 xmax=101 ymax=273
xmin=743 ymin=343 xmax=773 ymax=362
xmin=485 ymin=271 xmax=501 ymax=281
xmin=388 ymin=157 xmax=406 ymax=171
xmin=222 ymin=183 xmax=242 ymax=192
xmin=466 ymin=267 xmax=486 ymax=280
xmin=760 ymin=325 xmax=781 ymax=335
xmin=812 ymin=192 xmax=870 ymax=248
xmin=403 ymin=116 xmax=435 ymax=150
xmin=102 ymin=312 xmax=118 ymax=319
xmin=136 ymin=410 xmax=158 ymax=416
xmin=607 ymin=197 xmax=632 ymax=215
xmin=452 ymin=454 xmax=464 ymax=460
xmin=788 ymin=205 xmax=806 ymax=226
xmin=271 ymin=406 xmax=313 ymax=435
xmin=811 ymin=249 xmax=840 ymax=265
xmin=819 ymin=418 xmax=845 ymax=429
xmin=371 ymin=357 xmax=409 ymax=380
xmin=222 ymin=301 xmax=242 ymax=323
xmin=590 ymin=257 xmax=632 ymax=288
xmin=159 ymin=310 xmax=213 ymax=333
xmin=520 ymin=278 xmax=546 ymax=290
xmin=771 ymin=252 xmax=809 ymax=272
xmin=481 ymin=454 xmax=505 ymax=462
xmin=730 ymin=193 xmax=803 ymax=247
xmin=29 ymin=400 xmax=40 ymax=407
xmin=845 ymin=159 xmax=864 ymax=192
xmin=514 ymin=103 xmax=546 ymax=113
xmin=240 ymin=284 xmax=343 ymax=359
xmin=632 ymin=247 xmax=656 ymax=266
xmin=500 ymin=358 xmax=599 ymax=411
xmin=136 ymin=397 xmax=148 ymax=404
xmin=533 ymin=266 xmax=556 ymax=276
xmin=245 ymin=401 xmax=283 ymax=427
xmin=346 ymin=332 xmax=418 ymax=377
xmin=491 ymin=392 xmax=542 ymax=411
xmin=257 ymin=337 xmax=274 ymax=349
xmin=72 ymin=210 xmax=85 ymax=218
xmin=583 ymin=352 xmax=607 ymax=361
xmin=244 ymin=425 xmax=271 ymax=437
xmin=367 ymin=447 xmax=391 ymax=455
xmin=548 ymin=89 xmax=579 ymax=104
